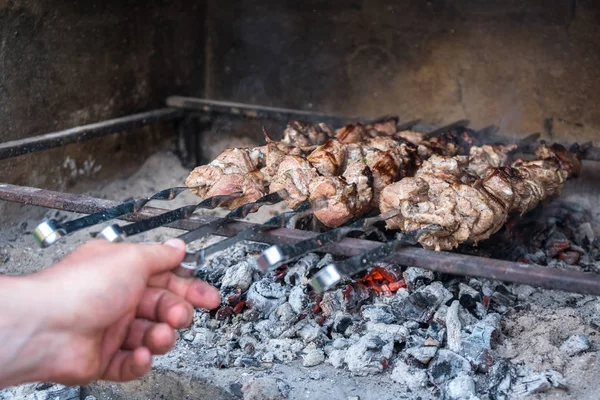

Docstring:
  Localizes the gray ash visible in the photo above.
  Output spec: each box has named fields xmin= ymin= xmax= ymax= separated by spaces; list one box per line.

xmin=178 ymin=239 xmax=575 ymax=398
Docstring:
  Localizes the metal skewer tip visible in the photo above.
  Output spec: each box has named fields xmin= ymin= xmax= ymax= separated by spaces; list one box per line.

xmin=311 ymin=265 xmax=343 ymax=293
xmin=33 ymin=220 xmax=65 ymax=248
xmin=97 ymin=225 xmax=125 ymax=242
xmin=255 ymin=245 xmax=286 ymax=272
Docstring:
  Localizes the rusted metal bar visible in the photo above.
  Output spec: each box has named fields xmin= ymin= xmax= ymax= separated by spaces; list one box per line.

xmin=2 ymin=183 xmax=600 ymax=296
xmin=166 ymin=96 xmax=364 ymax=127
xmin=0 ymin=108 xmax=183 ymax=160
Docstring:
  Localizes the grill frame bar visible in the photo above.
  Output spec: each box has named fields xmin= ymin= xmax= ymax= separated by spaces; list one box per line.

xmin=0 ymin=108 xmax=184 ymax=160
xmin=3 ymin=182 xmax=600 ymax=296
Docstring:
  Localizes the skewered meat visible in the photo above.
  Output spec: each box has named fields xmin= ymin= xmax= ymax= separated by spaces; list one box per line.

xmin=366 ymin=117 xmax=398 ymax=137
xmin=306 ymin=139 xmax=347 ymax=176
xmin=185 ymin=120 xmax=513 ymax=226
xmin=467 ymin=144 xmax=518 ymax=178
xmin=380 ymin=144 xmax=580 ymax=251
xmin=336 ymin=123 xmax=367 ymax=144
xmin=343 ymin=161 xmax=374 ymax=215
xmin=309 ymin=177 xmax=358 ymax=227
xmin=269 ymin=155 xmax=319 ymax=209
xmin=283 ymin=121 xmax=334 ymax=147
xmin=397 ymin=126 xmax=479 ymax=159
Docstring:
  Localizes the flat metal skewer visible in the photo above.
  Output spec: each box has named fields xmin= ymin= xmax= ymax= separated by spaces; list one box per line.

xmin=33 ymin=186 xmax=190 ymax=247
xmin=310 ymin=226 xmax=441 ymax=293
xmin=175 ymin=191 xmax=288 ymax=246
xmin=255 ymin=209 xmax=401 ymax=272
xmin=176 ymin=198 xmax=325 ymax=277
xmin=96 ymin=192 xmax=242 ymax=242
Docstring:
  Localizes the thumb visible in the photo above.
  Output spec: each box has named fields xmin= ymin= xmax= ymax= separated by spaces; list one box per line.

xmin=133 ymin=239 xmax=187 ymax=277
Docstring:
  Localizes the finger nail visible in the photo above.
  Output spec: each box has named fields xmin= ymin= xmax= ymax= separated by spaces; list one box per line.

xmin=182 ymin=308 xmax=192 ymax=326
xmin=164 ymin=238 xmax=184 ymax=249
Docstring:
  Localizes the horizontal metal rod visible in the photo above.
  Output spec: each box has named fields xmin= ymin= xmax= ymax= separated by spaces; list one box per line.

xmin=2 ymin=183 xmax=600 ymax=296
xmin=167 ymin=96 xmax=364 ymax=127
xmin=0 ymin=108 xmax=184 ymax=160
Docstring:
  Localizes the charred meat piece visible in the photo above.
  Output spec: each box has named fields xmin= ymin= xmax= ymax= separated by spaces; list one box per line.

xmin=282 ymin=121 xmax=334 ymax=147
xmin=467 ymin=144 xmax=518 ymax=178
xmin=336 ymin=123 xmax=368 ymax=144
xmin=185 ymin=147 xmax=264 ymax=204
xmin=366 ymin=117 xmax=398 ymax=137
xmin=309 ymin=176 xmax=358 ymax=228
xmin=306 ymin=139 xmax=347 ymax=176
xmin=380 ymin=144 xmax=580 ymax=251
xmin=269 ymin=155 xmax=319 ymax=209
xmin=343 ymin=161 xmax=374 ymax=215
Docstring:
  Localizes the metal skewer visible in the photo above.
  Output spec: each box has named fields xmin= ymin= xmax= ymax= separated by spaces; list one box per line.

xmin=176 ymin=198 xmax=326 ymax=277
xmin=33 ymin=186 xmax=190 ymax=247
xmin=175 ymin=190 xmax=288 ymax=246
xmin=255 ymin=209 xmax=401 ymax=272
xmin=96 ymin=192 xmax=242 ymax=242
xmin=310 ymin=225 xmax=442 ymax=293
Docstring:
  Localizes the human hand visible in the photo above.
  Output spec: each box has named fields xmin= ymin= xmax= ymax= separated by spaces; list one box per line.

xmin=0 ymin=239 xmax=220 ymax=388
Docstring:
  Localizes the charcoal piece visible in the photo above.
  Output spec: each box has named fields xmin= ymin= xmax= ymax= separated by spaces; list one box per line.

xmin=443 ymin=375 xmax=477 ymax=400
xmin=246 ymin=278 xmax=287 ymax=318
xmin=332 ymin=338 xmax=352 ymax=350
xmin=488 ymin=290 xmax=516 ymax=314
xmin=242 ymin=377 xmax=290 ymax=400
xmin=199 ymin=244 xmax=248 ymax=284
xmin=484 ymin=359 xmax=515 ymax=400
xmin=405 ymin=334 xmax=426 ymax=348
xmin=525 ymin=250 xmax=547 ymax=265
xmin=390 ymin=360 xmax=429 ymax=391
xmin=512 ymin=372 xmax=552 ymax=396
xmin=274 ymin=303 xmax=296 ymax=323
xmin=426 ymin=320 xmax=446 ymax=345
xmin=320 ymin=290 xmax=343 ymax=317
xmin=286 ymin=253 xmax=320 ymax=285
xmin=403 ymin=267 xmax=435 ymax=291
xmin=344 ymin=333 xmax=394 ymax=376
xmin=575 ymin=222 xmax=595 ymax=246
xmin=297 ymin=320 xmax=323 ymax=343
xmin=361 ymin=304 xmax=397 ymax=324
xmin=458 ymin=283 xmax=482 ymax=313
xmin=302 ymin=343 xmax=325 ymax=367
xmin=545 ymin=370 xmax=568 ymax=389
xmin=342 ymin=284 xmax=372 ymax=313
xmin=392 ymin=282 xmax=452 ymax=324
xmin=459 ymin=314 xmax=501 ymax=372
xmin=406 ymin=346 xmax=438 ymax=365
xmin=288 ymin=285 xmax=309 ymax=314
xmin=266 ymin=338 xmax=304 ymax=363
xmin=221 ymin=261 xmax=254 ymax=291
xmin=327 ymin=349 xmax=347 ymax=368
xmin=559 ymin=334 xmax=590 ymax=356
xmin=254 ymin=319 xmax=288 ymax=339
xmin=366 ymin=323 xmax=409 ymax=344
xmin=333 ymin=312 xmax=354 ymax=335
xmin=427 ymin=350 xmax=473 ymax=387
xmin=446 ymin=300 xmax=462 ymax=353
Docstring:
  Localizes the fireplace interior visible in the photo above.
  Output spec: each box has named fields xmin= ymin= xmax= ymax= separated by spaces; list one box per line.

xmin=1 ymin=1 xmax=600 ymax=399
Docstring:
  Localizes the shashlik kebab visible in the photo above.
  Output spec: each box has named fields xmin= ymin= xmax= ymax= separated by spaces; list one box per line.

xmin=379 ymin=143 xmax=581 ymax=251
xmin=185 ymin=120 xmax=510 ymax=229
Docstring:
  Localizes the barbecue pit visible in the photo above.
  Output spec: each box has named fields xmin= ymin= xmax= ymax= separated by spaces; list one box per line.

xmin=2 ymin=2 xmax=600 ymax=399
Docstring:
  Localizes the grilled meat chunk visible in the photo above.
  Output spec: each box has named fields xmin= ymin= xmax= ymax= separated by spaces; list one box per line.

xmin=336 ymin=123 xmax=367 ymax=144
xmin=306 ymin=139 xmax=347 ymax=176
xmin=467 ymin=144 xmax=518 ymax=178
xmin=269 ymin=155 xmax=319 ymax=209
xmin=283 ymin=121 xmax=334 ymax=147
xmin=309 ymin=176 xmax=358 ymax=228
xmin=380 ymin=144 xmax=580 ymax=250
